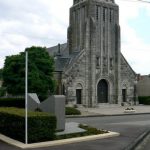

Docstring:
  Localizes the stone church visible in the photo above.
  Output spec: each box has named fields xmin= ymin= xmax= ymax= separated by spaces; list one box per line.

xmin=47 ymin=0 xmax=138 ymax=107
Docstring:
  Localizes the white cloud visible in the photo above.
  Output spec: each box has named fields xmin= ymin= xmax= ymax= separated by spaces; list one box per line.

xmin=116 ymin=0 xmax=150 ymax=75
xmin=0 ymin=0 xmax=149 ymax=75
xmin=0 ymin=0 xmax=73 ymax=68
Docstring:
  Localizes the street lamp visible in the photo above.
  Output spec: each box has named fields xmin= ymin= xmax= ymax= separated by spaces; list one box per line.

xmin=25 ymin=50 xmax=28 ymax=144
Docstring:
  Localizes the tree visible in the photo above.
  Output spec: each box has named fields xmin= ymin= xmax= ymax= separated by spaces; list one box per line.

xmin=0 ymin=69 xmax=6 ymax=97
xmin=3 ymin=46 xmax=56 ymax=100
xmin=0 ymin=69 xmax=3 ymax=80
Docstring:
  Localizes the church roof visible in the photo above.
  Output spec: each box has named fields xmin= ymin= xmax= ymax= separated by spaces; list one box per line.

xmin=54 ymin=57 xmax=70 ymax=72
xmin=47 ymin=43 xmax=69 ymax=72
xmin=47 ymin=43 xmax=69 ymax=57
xmin=121 ymin=53 xmax=137 ymax=76
xmin=47 ymin=43 xmax=80 ymax=72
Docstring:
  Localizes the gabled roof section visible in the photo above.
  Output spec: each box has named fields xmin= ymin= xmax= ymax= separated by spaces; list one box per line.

xmin=47 ymin=43 xmax=69 ymax=72
xmin=54 ymin=57 xmax=70 ymax=72
xmin=47 ymin=43 xmax=82 ymax=72
xmin=121 ymin=53 xmax=136 ymax=76
xmin=65 ymin=49 xmax=84 ymax=71
xmin=47 ymin=43 xmax=69 ymax=57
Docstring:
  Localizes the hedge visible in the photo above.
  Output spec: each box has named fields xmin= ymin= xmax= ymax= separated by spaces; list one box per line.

xmin=139 ymin=96 xmax=150 ymax=105
xmin=0 ymin=98 xmax=25 ymax=108
xmin=0 ymin=107 xmax=56 ymax=143
xmin=65 ymin=107 xmax=81 ymax=115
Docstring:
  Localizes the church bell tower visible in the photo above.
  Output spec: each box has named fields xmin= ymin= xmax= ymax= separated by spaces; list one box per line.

xmin=67 ymin=0 xmax=121 ymax=107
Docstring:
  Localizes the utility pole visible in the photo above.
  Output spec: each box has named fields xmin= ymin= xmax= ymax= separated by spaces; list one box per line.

xmin=25 ymin=50 xmax=28 ymax=144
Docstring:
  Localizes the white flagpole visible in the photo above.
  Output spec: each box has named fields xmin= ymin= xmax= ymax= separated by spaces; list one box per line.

xmin=25 ymin=50 xmax=28 ymax=144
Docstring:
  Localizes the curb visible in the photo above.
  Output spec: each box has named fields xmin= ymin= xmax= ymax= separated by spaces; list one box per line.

xmin=0 ymin=132 xmax=120 ymax=149
xmin=123 ymin=129 xmax=150 ymax=150
xmin=66 ymin=113 xmax=150 ymax=118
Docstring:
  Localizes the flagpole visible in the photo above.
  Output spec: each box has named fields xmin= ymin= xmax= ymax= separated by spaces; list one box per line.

xmin=25 ymin=50 xmax=28 ymax=144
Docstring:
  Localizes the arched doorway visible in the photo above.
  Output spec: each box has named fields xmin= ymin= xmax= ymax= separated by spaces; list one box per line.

xmin=97 ymin=79 xmax=108 ymax=103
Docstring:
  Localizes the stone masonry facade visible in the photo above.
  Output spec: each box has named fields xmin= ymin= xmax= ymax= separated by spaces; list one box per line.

xmin=47 ymin=0 xmax=138 ymax=107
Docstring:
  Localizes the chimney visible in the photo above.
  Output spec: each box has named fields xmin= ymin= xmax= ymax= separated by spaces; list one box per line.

xmin=56 ymin=43 xmax=61 ymax=57
xmin=58 ymin=43 xmax=61 ymax=54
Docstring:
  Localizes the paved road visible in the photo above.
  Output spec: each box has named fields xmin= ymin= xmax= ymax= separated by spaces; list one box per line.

xmin=1 ymin=114 xmax=150 ymax=150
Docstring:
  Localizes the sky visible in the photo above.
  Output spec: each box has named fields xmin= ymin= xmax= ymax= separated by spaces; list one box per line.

xmin=0 ymin=0 xmax=150 ymax=75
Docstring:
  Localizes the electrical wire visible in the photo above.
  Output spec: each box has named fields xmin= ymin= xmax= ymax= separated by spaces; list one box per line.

xmin=118 ymin=0 xmax=150 ymax=4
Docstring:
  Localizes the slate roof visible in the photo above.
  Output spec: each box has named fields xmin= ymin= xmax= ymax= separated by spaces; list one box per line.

xmin=47 ymin=43 xmax=81 ymax=72
xmin=47 ymin=43 xmax=69 ymax=57
xmin=54 ymin=57 xmax=70 ymax=72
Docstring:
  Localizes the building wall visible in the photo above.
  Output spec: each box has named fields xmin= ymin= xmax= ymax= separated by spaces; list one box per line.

xmin=120 ymin=55 xmax=137 ymax=105
xmin=62 ymin=50 xmax=87 ymax=106
xmin=137 ymin=75 xmax=150 ymax=97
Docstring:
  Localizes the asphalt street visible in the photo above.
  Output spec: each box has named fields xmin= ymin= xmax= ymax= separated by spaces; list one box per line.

xmin=1 ymin=114 xmax=150 ymax=150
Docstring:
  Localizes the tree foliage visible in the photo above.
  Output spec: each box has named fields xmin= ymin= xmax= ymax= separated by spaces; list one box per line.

xmin=0 ymin=69 xmax=3 ymax=80
xmin=3 ymin=46 xmax=56 ymax=100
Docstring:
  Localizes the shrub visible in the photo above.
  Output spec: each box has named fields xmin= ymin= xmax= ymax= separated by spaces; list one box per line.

xmin=0 ymin=98 xmax=25 ymax=108
xmin=0 ymin=87 xmax=6 ymax=97
xmin=79 ymin=124 xmax=108 ymax=135
xmin=139 ymin=96 xmax=150 ymax=105
xmin=0 ymin=107 xmax=56 ymax=143
xmin=34 ymin=107 xmax=43 ymax=112
xmin=65 ymin=107 xmax=81 ymax=115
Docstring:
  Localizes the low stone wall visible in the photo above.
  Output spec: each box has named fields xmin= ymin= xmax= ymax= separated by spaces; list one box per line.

xmin=27 ymin=94 xmax=65 ymax=131
xmin=40 ymin=95 xmax=65 ymax=131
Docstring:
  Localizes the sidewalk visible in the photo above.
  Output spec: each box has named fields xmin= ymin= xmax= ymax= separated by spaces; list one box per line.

xmin=76 ymin=105 xmax=150 ymax=117
xmin=134 ymin=131 xmax=150 ymax=150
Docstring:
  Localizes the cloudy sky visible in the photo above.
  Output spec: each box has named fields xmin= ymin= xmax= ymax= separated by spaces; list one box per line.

xmin=0 ymin=0 xmax=150 ymax=75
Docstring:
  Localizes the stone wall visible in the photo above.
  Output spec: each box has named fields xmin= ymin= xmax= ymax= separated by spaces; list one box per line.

xmin=62 ymin=50 xmax=87 ymax=106
xmin=120 ymin=55 xmax=137 ymax=104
